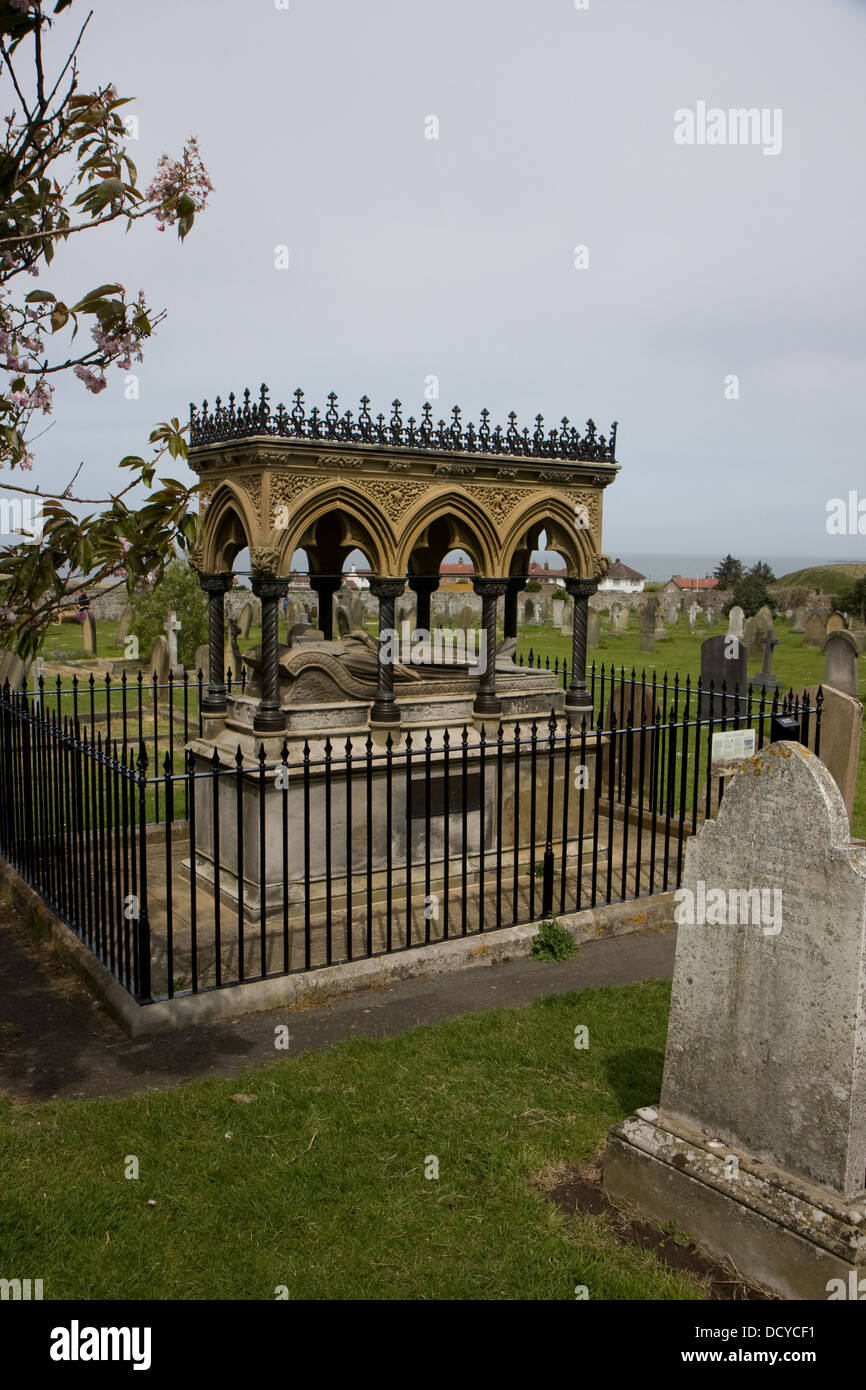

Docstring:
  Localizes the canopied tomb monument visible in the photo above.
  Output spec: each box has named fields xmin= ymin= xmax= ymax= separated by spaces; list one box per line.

xmin=185 ymin=386 xmax=618 ymax=914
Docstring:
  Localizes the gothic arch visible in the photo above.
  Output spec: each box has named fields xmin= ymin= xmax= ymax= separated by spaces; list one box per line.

xmin=271 ymin=482 xmax=394 ymax=577
xmin=199 ymin=483 xmax=257 ymax=572
xmin=397 ymin=490 xmax=500 ymax=577
xmin=500 ymin=493 xmax=597 ymax=578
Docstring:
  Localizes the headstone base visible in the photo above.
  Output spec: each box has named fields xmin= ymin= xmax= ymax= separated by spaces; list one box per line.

xmin=604 ymin=1110 xmax=866 ymax=1301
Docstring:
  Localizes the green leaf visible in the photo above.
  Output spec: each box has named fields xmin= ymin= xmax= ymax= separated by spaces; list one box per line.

xmin=50 ymin=303 xmax=69 ymax=333
xmin=24 ymin=290 xmax=56 ymax=304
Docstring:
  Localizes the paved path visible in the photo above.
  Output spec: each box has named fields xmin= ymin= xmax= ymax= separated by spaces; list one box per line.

xmin=0 ymin=897 xmax=676 ymax=1102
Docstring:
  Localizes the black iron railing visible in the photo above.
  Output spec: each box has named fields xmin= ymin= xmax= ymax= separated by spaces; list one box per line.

xmin=0 ymin=669 xmax=821 ymax=1006
xmin=189 ymin=385 xmax=618 ymax=461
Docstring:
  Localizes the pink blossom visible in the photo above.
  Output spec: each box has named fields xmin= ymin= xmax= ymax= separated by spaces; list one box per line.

xmin=73 ymin=365 xmax=107 ymax=394
xmin=146 ymin=135 xmax=213 ymax=230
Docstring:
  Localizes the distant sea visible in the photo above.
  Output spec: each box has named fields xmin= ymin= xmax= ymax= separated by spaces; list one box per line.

xmin=619 ymin=554 xmax=863 ymax=583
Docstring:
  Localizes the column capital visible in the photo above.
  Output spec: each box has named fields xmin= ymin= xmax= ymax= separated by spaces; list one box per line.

xmin=564 ymin=577 xmax=599 ymax=600
xmin=198 ymin=571 xmax=234 ymax=596
xmin=472 ymin=576 xmax=509 ymax=599
xmin=369 ymin=576 xmax=405 ymax=601
xmin=250 ymin=574 xmax=290 ymax=602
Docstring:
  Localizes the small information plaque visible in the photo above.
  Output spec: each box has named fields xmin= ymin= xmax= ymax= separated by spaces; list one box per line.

xmin=711 ymin=728 xmax=756 ymax=764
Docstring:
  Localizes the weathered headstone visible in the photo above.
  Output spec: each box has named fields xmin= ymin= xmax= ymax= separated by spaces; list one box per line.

xmin=754 ymin=604 xmax=774 ymax=635
xmin=237 ymin=601 xmax=255 ymax=639
xmin=81 ymin=610 xmax=97 ymax=657
xmin=609 ymin=602 xmax=627 ymax=635
xmin=803 ymin=610 xmax=825 ymax=648
xmin=148 ymin=635 xmax=170 ymax=685
xmin=552 ymin=598 xmax=564 ymax=629
xmin=687 ymin=601 xmax=699 ymax=632
xmin=604 ymin=742 xmax=866 ymax=1299
xmin=661 ymin=595 xmax=679 ymax=626
xmin=804 ymin=683 xmax=862 ymax=818
xmin=726 ymin=605 xmax=745 ymax=641
xmin=826 ymin=611 xmax=846 ymax=634
xmin=587 ymin=610 xmax=601 ymax=649
xmin=700 ymin=633 xmax=748 ymax=719
xmin=193 ymin=644 xmax=210 ymax=679
xmin=601 ymin=683 xmax=659 ymax=798
xmin=560 ymin=599 xmax=573 ymax=637
xmin=790 ymin=606 xmax=806 ymax=634
xmin=457 ymin=605 xmax=474 ymax=632
xmin=116 ymin=607 xmax=133 ymax=646
xmin=823 ymin=629 xmax=859 ymax=699
xmin=640 ymin=630 xmax=655 ymax=654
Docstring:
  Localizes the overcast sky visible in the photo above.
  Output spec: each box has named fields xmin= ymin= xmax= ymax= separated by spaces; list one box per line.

xmin=20 ymin=0 xmax=866 ymax=570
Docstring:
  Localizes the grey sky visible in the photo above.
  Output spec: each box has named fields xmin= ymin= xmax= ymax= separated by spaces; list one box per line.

xmin=24 ymin=0 xmax=866 ymax=567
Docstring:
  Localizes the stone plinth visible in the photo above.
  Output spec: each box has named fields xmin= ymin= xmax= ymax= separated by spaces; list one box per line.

xmin=603 ymin=742 xmax=866 ymax=1298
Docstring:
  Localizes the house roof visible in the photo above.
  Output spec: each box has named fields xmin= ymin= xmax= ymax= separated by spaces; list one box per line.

xmin=669 ymin=575 xmax=719 ymax=591
xmin=606 ymin=558 xmax=646 ymax=581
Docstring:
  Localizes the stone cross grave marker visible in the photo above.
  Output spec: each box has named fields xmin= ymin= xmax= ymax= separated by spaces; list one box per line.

xmin=748 ymin=626 xmax=780 ymax=693
xmin=164 ymin=612 xmax=182 ymax=671
xmin=603 ymin=741 xmax=866 ymax=1298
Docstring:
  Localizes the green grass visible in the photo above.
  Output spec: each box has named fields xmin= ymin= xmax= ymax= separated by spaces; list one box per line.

xmin=0 ymin=980 xmax=709 ymax=1301
xmin=776 ymin=563 xmax=866 ymax=594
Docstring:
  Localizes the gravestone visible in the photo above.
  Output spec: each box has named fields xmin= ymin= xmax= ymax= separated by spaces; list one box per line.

xmin=164 ymin=612 xmax=182 ymax=672
xmin=742 ymin=615 xmax=758 ymax=652
xmin=600 ymin=683 xmax=659 ymax=799
xmin=826 ymin=611 xmax=846 ymax=634
xmin=653 ymin=612 xmax=667 ymax=642
xmin=552 ymin=598 xmax=564 ymax=629
xmin=700 ymin=633 xmax=747 ymax=719
xmin=587 ymin=610 xmax=601 ymax=649
xmin=193 ymin=644 xmax=210 ymax=679
xmin=687 ymin=602 xmax=699 ymax=632
xmin=823 ymin=629 xmax=859 ymax=699
xmin=609 ymin=602 xmax=627 ymax=635
xmin=457 ymin=605 xmax=474 ymax=632
xmin=237 ymin=602 xmax=255 ymax=639
xmin=748 ymin=627 xmax=780 ymax=694
xmin=754 ymin=604 xmax=774 ymax=635
xmin=639 ymin=630 xmax=655 ymax=654
xmin=726 ymin=605 xmax=745 ymax=641
xmin=81 ymin=610 xmax=98 ymax=658
xmin=148 ymin=635 xmax=170 ymax=685
xmin=560 ymin=600 xmax=573 ymax=636
xmin=336 ymin=606 xmax=351 ymax=637
xmin=790 ymin=607 xmax=806 ymax=634
xmin=604 ymin=742 xmax=866 ymax=1299
xmin=804 ymin=683 xmax=862 ymax=818
xmin=116 ymin=607 xmax=133 ymax=646
xmin=661 ymin=595 xmax=679 ymax=626
xmin=803 ymin=610 xmax=825 ymax=648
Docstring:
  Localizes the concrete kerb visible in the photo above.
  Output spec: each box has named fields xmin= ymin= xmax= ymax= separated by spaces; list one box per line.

xmin=0 ymin=852 xmax=675 ymax=1038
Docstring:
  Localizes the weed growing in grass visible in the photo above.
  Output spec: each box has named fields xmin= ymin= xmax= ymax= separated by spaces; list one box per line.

xmin=531 ymin=917 xmax=578 ymax=962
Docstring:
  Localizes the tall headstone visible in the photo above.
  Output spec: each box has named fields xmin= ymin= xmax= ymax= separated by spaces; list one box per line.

xmin=587 ymin=609 xmax=601 ymax=649
xmin=726 ymin=605 xmax=745 ymax=641
xmin=193 ymin=644 xmax=209 ymax=679
xmin=609 ymin=601 xmax=627 ymax=635
xmin=803 ymin=610 xmax=825 ymax=649
xmin=790 ymin=606 xmax=806 ymax=634
xmin=116 ymin=607 xmax=133 ymax=646
xmin=755 ymin=604 xmax=774 ymax=636
xmin=335 ymin=606 xmax=350 ymax=637
xmin=237 ymin=601 xmax=255 ymax=639
xmin=148 ymin=635 xmax=170 ymax=686
xmin=560 ymin=599 xmax=573 ymax=637
xmin=604 ymin=743 xmax=866 ymax=1299
xmin=700 ymin=633 xmax=747 ymax=718
xmin=804 ymin=683 xmax=862 ymax=818
xmin=81 ymin=610 xmax=97 ymax=658
xmin=823 ymin=629 xmax=859 ymax=699
xmin=164 ymin=612 xmax=182 ymax=673
xmin=552 ymin=598 xmax=564 ymax=629
xmin=687 ymin=601 xmax=699 ymax=632
xmin=457 ymin=605 xmax=474 ymax=632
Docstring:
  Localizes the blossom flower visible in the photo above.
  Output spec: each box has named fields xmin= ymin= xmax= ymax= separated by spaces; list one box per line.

xmin=146 ymin=136 xmax=213 ymax=231
xmin=73 ymin=365 xmax=107 ymax=394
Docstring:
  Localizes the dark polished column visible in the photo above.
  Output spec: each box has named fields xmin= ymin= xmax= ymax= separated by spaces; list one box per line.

xmin=564 ymin=577 xmax=598 ymax=715
xmin=251 ymin=573 xmax=290 ymax=733
xmin=503 ymin=576 xmax=523 ymax=640
xmin=408 ymin=575 xmax=437 ymax=633
xmin=472 ymin=578 xmax=509 ymax=716
xmin=198 ymin=572 xmax=234 ymax=714
xmin=369 ymin=577 xmax=405 ymax=725
xmin=309 ymin=574 xmax=340 ymax=640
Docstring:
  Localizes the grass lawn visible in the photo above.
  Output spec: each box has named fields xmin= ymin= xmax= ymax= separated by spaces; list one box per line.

xmin=0 ymin=979 xmax=710 ymax=1301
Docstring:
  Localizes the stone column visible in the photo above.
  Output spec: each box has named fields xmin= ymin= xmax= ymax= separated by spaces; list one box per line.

xmin=309 ymin=574 xmax=340 ymax=640
xmin=250 ymin=573 xmax=290 ymax=733
xmin=198 ymin=572 xmax=234 ymax=714
xmin=408 ymin=575 xmax=437 ymax=633
xmin=564 ymin=577 xmax=598 ymax=715
xmin=503 ymin=576 xmax=523 ymax=640
xmin=472 ymin=578 xmax=508 ymax=716
xmin=369 ymin=577 xmax=405 ymax=725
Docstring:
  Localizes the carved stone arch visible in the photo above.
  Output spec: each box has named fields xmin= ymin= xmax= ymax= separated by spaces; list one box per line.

xmin=272 ymin=482 xmax=395 ymax=577
xmin=500 ymin=493 xmax=597 ymax=578
xmin=397 ymin=489 xmax=500 ymax=577
xmin=199 ymin=482 xmax=257 ymax=572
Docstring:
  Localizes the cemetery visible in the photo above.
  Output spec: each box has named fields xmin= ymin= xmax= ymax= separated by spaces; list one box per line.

xmin=2 ymin=0 xmax=865 ymax=1324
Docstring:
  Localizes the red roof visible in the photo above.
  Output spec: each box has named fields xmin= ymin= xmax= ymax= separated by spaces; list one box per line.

xmin=669 ymin=575 xmax=719 ymax=591
xmin=606 ymin=558 xmax=645 ymax=581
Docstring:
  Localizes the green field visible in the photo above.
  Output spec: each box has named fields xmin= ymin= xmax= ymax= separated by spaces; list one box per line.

xmin=0 ymin=979 xmax=715 ymax=1301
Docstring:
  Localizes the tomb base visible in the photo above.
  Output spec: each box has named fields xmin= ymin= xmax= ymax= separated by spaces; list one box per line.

xmin=603 ymin=1110 xmax=866 ymax=1301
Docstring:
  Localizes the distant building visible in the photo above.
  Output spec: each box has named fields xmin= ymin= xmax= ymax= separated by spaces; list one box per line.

xmin=598 ymin=558 xmax=646 ymax=594
xmin=662 ymin=575 xmax=719 ymax=593
xmin=438 ymin=561 xmax=475 ymax=592
xmin=528 ymin=561 xmax=567 ymax=590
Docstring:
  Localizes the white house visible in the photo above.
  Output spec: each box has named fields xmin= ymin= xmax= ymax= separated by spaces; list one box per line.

xmin=598 ymin=558 xmax=646 ymax=594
